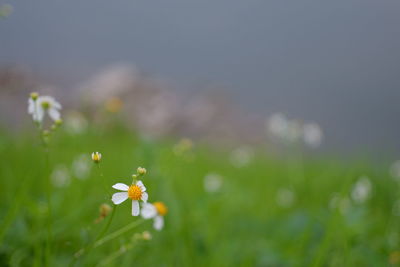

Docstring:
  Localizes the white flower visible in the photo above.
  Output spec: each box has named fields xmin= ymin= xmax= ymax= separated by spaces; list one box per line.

xmin=390 ymin=160 xmax=400 ymax=181
xmin=203 ymin=173 xmax=223 ymax=193
xmin=229 ymin=146 xmax=254 ymax=168
xmin=141 ymin=202 xmax=168 ymax=231
xmin=91 ymin=152 xmax=102 ymax=163
xmin=71 ymin=154 xmax=92 ymax=180
xmin=51 ymin=165 xmax=70 ymax=188
xmin=266 ymin=113 xmax=288 ymax=138
xmin=351 ymin=176 xmax=372 ymax=204
xmin=28 ymin=95 xmax=62 ymax=123
xmin=276 ymin=188 xmax=296 ymax=208
xmin=111 ymin=180 xmax=148 ymax=216
xmin=303 ymin=123 xmax=323 ymax=148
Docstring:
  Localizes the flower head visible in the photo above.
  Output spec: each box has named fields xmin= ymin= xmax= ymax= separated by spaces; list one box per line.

xmin=28 ymin=95 xmax=62 ymax=123
xmin=141 ymin=201 xmax=168 ymax=230
xmin=111 ymin=180 xmax=148 ymax=216
xmin=91 ymin=152 xmax=102 ymax=163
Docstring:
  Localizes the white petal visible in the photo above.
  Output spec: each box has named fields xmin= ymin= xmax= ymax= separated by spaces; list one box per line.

xmin=141 ymin=192 xmax=148 ymax=203
xmin=112 ymin=183 xmax=129 ymax=191
xmin=141 ymin=203 xmax=157 ymax=219
xmin=48 ymin=108 xmax=60 ymax=121
xmin=52 ymin=100 xmax=62 ymax=109
xmin=111 ymin=192 xmax=128 ymax=205
xmin=136 ymin=180 xmax=146 ymax=192
xmin=35 ymin=107 xmax=44 ymax=122
xmin=28 ymin=99 xmax=35 ymax=114
xmin=132 ymin=200 xmax=140 ymax=216
xmin=154 ymin=216 xmax=164 ymax=231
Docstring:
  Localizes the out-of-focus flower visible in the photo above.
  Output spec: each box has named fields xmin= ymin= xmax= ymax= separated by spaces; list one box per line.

xmin=390 ymin=160 xmax=400 ymax=180
xmin=111 ymin=180 xmax=148 ymax=216
xmin=28 ymin=95 xmax=62 ymax=123
xmin=173 ymin=138 xmax=193 ymax=156
xmin=230 ymin=146 xmax=254 ymax=168
xmin=91 ymin=152 xmax=102 ymax=163
xmin=142 ymin=231 xmax=152 ymax=240
xmin=72 ymin=154 xmax=92 ymax=179
xmin=64 ymin=111 xmax=88 ymax=135
xmin=204 ymin=173 xmax=223 ymax=193
xmin=303 ymin=123 xmax=323 ymax=148
xmin=105 ymin=97 xmax=123 ymax=113
xmin=266 ymin=113 xmax=288 ymax=138
xmin=95 ymin=203 xmax=112 ymax=223
xmin=51 ymin=165 xmax=70 ymax=188
xmin=351 ymin=176 xmax=372 ymax=204
xmin=276 ymin=188 xmax=295 ymax=208
xmin=0 ymin=4 xmax=13 ymax=18
xmin=284 ymin=120 xmax=302 ymax=143
xmin=141 ymin=201 xmax=168 ymax=231
xmin=329 ymin=193 xmax=351 ymax=214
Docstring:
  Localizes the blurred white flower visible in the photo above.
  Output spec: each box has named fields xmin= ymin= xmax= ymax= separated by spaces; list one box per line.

xmin=303 ymin=123 xmax=323 ymax=148
xmin=28 ymin=95 xmax=62 ymax=123
xmin=71 ymin=154 xmax=92 ymax=180
xmin=204 ymin=173 xmax=223 ymax=193
xmin=64 ymin=111 xmax=88 ymax=135
xmin=390 ymin=160 xmax=400 ymax=180
xmin=266 ymin=113 xmax=288 ymax=138
xmin=141 ymin=201 xmax=168 ymax=231
xmin=329 ymin=193 xmax=351 ymax=214
xmin=229 ymin=146 xmax=254 ymax=168
xmin=51 ymin=165 xmax=70 ymax=188
xmin=284 ymin=120 xmax=302 ymax=143
xmin=351 ymin=176 xmax=372 ymax=204
xmin=276 ymin=188 xmax=295 ymax=208
xmin=111 ymin=180 xmax=148 ymax=216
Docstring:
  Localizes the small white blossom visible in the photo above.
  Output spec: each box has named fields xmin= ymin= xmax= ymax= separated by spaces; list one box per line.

xmin=303 ymin=123 xmax=323 ymax=148
xmin=71 ymin=154 xmax=92 ymax=180
xmin=276 ymin=188 xmax=296 ymax=208
xmin=390 ymin=160 xmax=400 ymax=181
xmin=203 ymin=173 xmax=223 ymax=193
xmin=351 ymin=176 xmax=372 ymax=204
xmin=28 ymin=95 xmax=62 ymax=123
xmin=141 ymin=202 xmax=168 ymax=231
xmin=229 ymin=146 xmax=254 ymax=168
xmin=111 ymin=180 xmax=148 ymax=216
xmin=51 ymin=165 xmax=70 ymax=188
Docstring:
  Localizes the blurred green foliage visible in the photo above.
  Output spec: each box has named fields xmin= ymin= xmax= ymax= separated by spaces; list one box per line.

xmin=0 ymin=124 xmax=398 ymax=266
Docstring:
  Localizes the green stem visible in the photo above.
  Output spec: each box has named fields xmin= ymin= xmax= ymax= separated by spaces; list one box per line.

xmin=43 ymin=141 xmax=52 ymax=266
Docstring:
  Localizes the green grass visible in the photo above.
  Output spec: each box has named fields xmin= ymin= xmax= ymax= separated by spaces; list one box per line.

xmin=0 ymin=124 xmax=398 ymax=266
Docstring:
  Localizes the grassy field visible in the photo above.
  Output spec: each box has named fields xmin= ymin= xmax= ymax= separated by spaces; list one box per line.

xmin=0 ymin=124 xmax=398 ymax=266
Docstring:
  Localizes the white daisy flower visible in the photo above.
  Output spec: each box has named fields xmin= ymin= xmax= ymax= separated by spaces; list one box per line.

xmin=28 ymin=95 xmax=62 ymax=123
xmin=111 ymin=180 xmax=148 ymax=216
xmin=303 ymin=122 xmax=323 ymax=148
xmin=141 ymin=202 xmax=168 ymax=231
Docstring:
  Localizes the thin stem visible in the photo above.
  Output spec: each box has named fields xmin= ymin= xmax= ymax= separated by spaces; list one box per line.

xmin=44 ymin=145 xmax=52 ymax=267
xmin=94 ymin=218 xmax=145 ymax=248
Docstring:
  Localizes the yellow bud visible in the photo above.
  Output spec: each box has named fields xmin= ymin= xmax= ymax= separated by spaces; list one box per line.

xmin=55 ymin=119 xmax=63 ymax=126
xmin=142 ymin=231 xmax=152 ymax=240
xmin=99 ymin=203 xmax=112 ymax=217
xmin=30 ymin=92 xmax=39 ymax=101
xmin=91 ymin=152 xmax=102 ymax=163
xmin=137 ymin=167 xmax=147 ymax=176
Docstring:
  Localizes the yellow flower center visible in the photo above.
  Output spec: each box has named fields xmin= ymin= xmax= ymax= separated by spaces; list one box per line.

xmin=41 ymin=101 xmax=51 ymax=109
xmin=153 ymin=202 xmax=168 ymax=216
xmin=128 ymin=185 xmax=142 ymax=200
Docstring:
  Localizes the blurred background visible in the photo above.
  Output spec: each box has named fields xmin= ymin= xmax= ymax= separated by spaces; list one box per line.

xmin=3 ymin=1 xmax=400 ymax=266
xmin=1 ymin=0 xmax=400 ymax=153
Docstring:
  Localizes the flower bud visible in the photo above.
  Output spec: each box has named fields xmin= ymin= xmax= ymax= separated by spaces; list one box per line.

xmin=30 ymin=92 xmax=39 ymax=101
xmin=55 ymin=119 xmax=63 ymax=126
xmin=137 ymin=167 xmax=147 ymax=176
xmin=99 ymin=203 xmax=112 ymax=217
xmin=91 ymin=152 xmax=102 ymax=163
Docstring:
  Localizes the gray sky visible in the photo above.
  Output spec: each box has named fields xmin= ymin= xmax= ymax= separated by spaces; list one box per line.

xmin=1 ymin=0 xmax=400 ymax=152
